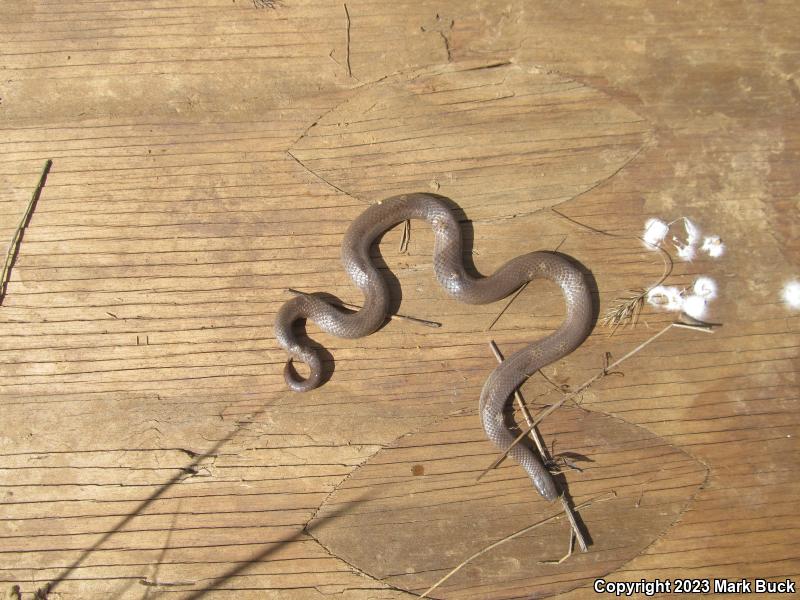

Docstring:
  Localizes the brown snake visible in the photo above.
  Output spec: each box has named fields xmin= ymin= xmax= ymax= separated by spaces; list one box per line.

xmin=274 ymin=193 xmax=593 ymax=500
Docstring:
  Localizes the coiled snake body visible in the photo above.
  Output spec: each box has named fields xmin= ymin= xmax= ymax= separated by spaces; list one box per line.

xmin=275 ymin=193 xmax=593 ymax=500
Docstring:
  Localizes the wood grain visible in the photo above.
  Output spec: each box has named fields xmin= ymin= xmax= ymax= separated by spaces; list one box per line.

xmin=0 ymin=1 xmax=798 ymax=598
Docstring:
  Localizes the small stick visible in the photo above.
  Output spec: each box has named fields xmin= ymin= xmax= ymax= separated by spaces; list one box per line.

xmin=486 ymin=281 xmax=528 ymax=331
xmin=1 ymin=159 xmax=52 ymax=305
xmin=559 ymin=495 xmax=587 ymax=552
xmin=418 ymin=491 xmax=616 ymax=599
xmin=488 ymin=340 xmax=588 ymax=553
xmin=343 ymin=3 xmax=353 ymax=78
xmin=476 ymin=321 xmax=713 ymax=480
xmin=673 ymin=321 xmax=715 ymax=332
xmin=287 ymin=288 xmax=441 ymax=328
xmin=139 ymin=579 xmax=196 ymax=587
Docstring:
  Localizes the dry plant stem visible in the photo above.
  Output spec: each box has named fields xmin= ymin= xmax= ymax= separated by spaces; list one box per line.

xmin=477 ymin=321 xmax=714 ymax=480
xmin=1 ymin=159 xmax=52 ymax=305
xmin=489 ymin=340 xmax=588 ymax=553
xmin=673 ymin=321 xmax=715 ymax=332
xmin=559 ymin=495 xmax=587 ymax=553
xmin=418 ymin=492 xmax=616 ymax=599
xmin=139 ymin=579 xmax=196 ymax=588
xmin=343 ymin=3 xmax=352 ymax=77
xmin=286 ymin=288 xmax=442 ymax=328
xmin=486 ymin=281 xmax=529 ymax=331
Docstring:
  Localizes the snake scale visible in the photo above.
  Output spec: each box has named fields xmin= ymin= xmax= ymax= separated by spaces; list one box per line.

xmin=274 ymin=193 xmax=593 ymax=501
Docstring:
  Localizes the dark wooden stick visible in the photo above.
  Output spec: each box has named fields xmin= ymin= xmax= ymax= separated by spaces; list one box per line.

xmin=1 ymin=160 xmax=52 ymax=305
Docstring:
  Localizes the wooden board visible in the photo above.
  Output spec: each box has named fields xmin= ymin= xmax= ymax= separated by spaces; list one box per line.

xmin=0 ymin=1 xmax=798 ymax=598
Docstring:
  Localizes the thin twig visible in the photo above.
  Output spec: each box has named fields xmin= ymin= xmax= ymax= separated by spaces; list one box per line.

xmin=139 ymin=579 xmax=196 ymax=588
xmin=418 ymin=491 xmax=616 ymax=599
xmin=1 ymin=160 xmax=52 ymax=306
xmin=488 ymin=340 xmax=588 ymax=553
xmin=287 ymin=288 xmax=441 ymax=328
xmin=559 ymin=495 xmax=587 ymax=553
xmin=486 ymin=281 xmax=528 ymax=331
xmin=673 ymin=321 xmax=715 ymax=332
xmin=476 ymin=321 xmax=714 ymax=481
xmin=343 ymin=3 xmax=352 ymax=78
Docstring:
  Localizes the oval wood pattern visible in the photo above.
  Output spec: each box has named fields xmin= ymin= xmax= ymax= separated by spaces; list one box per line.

xmin=308 ymin=407 xmax=707 ymax=599
xmin=289 ymin=61 xmax=651 ymax=220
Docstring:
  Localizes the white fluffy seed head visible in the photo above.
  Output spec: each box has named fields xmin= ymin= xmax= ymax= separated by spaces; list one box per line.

xmin=681 ymin=294 xmax=708 ymax=320
xmin=683 ymin=218 xmax=700 ymax=246
xmin=674 ymin=239 xmax=696 ymax=261
xmin=647 ymin=285 xmax=683 ymax=312
xmin=701 ymin=235 xmax=725 ymax=258
xmin=643 ymin=218 xmax=669 ymax=247
xmin=782 ymin=280 xmax=800 ymax=310
xmin=693 ymin=276 xmax=718 ymax=299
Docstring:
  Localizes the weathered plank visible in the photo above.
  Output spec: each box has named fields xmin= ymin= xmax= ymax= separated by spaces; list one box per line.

xmin=0 ymin=1 xmax=798 ymax=598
